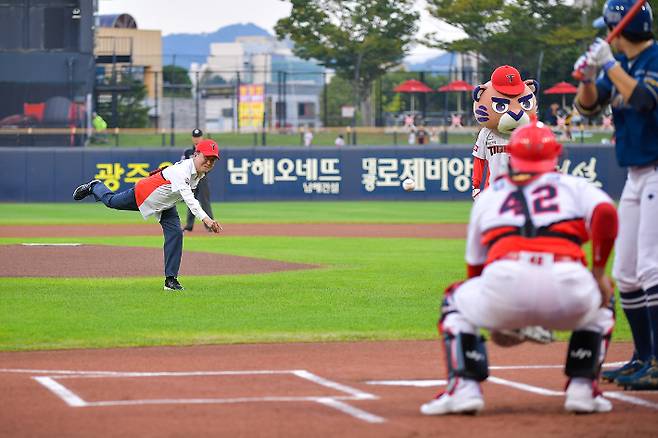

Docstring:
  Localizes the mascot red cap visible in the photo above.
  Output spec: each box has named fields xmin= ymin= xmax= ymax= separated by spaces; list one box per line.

xmin=473 ymin=65 xmax=539 ymax=135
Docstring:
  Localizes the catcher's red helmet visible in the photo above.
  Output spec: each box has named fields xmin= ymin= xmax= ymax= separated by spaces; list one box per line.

xmin=507 ymin=116 xmax=562 ymax=173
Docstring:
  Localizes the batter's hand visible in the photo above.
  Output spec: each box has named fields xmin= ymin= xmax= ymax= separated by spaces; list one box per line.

xmin=586 ymin=38 xmax=615 ymax=70
xmin=573 ymin=54 xmax=598 ymax=83
xmin=203 ymin=217 xmax=223 ymax=233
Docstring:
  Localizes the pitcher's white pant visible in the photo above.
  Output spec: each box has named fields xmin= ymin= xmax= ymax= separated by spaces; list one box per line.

xmin=443 ymin=258 xmax=614 ymax=336
xmin=613 ymin=165 xmax=658 ymax=292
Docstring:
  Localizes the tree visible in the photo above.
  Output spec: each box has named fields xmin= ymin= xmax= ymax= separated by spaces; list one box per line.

xmin=163 ymin=64 xmax=193 ymax=98
xmin=97 ymin=79 xmax=150 ymax=128
xmin=321 ymin=75 xmax=355 ymax=127
xmin=275 ymin=0 xmax=419 ymax=126
xmin=424 ymin=0 xmax=602 ymax=93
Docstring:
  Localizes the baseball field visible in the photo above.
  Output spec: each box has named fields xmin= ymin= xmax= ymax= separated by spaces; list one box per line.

xmin=1 ymin=201 xmax=655 ymax=437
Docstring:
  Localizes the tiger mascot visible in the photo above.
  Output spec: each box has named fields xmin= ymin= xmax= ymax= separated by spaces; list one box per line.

xmin=471 ymin=65 xmax=539 ymax=199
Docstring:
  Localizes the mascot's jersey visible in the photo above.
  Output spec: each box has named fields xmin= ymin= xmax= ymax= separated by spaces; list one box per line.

xmin=465 ymin=172 xmax=612 ymax=266
xmin=473 ymin=127 xmax=510 ymax=185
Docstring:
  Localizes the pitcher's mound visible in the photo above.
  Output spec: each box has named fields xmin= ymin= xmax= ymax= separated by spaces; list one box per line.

xmin=0 ymin=245 xmax=316 ymax=277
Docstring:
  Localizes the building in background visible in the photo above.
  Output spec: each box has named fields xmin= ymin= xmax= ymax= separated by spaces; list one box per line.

xmin=0 ymin=0 xmax=95 ymax=146
xmin=95 ymin=14 xmax=162 ymax=128
xmin=202 ymin=35 xmax=324 ymax=132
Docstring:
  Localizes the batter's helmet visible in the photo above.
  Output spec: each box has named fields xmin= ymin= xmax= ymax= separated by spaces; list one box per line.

xmin=593 ymin=0 xmax=653 ymax=37
xmin=507 ymin=116 xmax=562 ymax=174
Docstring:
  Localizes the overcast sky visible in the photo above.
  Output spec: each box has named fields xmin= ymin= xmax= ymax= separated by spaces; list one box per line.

xmin=98 ymin=0 xmax=466 ymax=63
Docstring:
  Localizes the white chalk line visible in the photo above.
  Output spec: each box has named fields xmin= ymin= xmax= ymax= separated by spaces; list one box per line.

xmin=33 ymin=377 xmax=87 ymax=407
xmin=27 ymin=369 xmax=384 ymax=424
xmin=293 ymin=370 xmax=376 ymax=400
xmin=487 ymin=376 xmax=564 ymax=396
xmin=315 ymin=398 xmax=385 ymax=424
xmin=367 ymin=376 xmax=658 ymax=410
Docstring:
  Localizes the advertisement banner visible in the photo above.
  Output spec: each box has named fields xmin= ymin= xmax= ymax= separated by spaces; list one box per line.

xmin=0 ymin=146 xmax=626 ymax=202
xmin=238 ymin=84 xmax=264 ymax=130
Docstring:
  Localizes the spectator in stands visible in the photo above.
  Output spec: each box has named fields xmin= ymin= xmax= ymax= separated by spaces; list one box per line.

xmin=335 ymin=134 xmax=345 ymax=147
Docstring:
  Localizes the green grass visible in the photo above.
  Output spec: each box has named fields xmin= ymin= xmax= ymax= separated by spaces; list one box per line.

xmin=90 ymin=130 xmax=613 ymax=147
xmin=0 ymin=201 xmax=629 ymax=351
xmin=0 ymin=201 xmax=473 ymax=225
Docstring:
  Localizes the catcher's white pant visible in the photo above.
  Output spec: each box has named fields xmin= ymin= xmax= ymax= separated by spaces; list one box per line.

xmin=613 ymin=165 xmax=658 ymax=292
xmin=444 ymin=257 xmax=613 ymax=336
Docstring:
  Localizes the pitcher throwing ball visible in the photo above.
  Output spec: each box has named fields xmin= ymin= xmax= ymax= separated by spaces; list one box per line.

xmin=72 ymin=139 xmax=223 ymax=291
xmin=421 ymin=118 xmax=618 ymax=416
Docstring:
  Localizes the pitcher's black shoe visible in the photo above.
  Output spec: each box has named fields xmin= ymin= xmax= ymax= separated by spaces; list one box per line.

xmin=73 ymin=179 xmax=101 ymax=201
xmin=164 ymin=276 xmax=185 ymax=291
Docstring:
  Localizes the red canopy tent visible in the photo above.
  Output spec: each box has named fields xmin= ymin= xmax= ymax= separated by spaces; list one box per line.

xmin=437 ymin=80 xmax=474 ymax=114
xmin=394 ymin=79 xmax=434 ymax=93
xmin=544 ymin=81 xmax=578 ymax=108
xmin=437 ymin=80 xmax=474 ymax=92
xmin=394 ymin=79 xmax=433 ymax=113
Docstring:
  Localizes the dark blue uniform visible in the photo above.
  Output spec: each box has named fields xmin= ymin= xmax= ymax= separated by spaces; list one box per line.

xmin=596 ymin=42 xmax=658 ymax=166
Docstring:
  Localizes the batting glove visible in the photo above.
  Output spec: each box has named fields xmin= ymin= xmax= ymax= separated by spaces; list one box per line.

xmin=472 ymin=187 xmax=481 ymax=199
xmin=586 ymin=37 xmax=617 ymax=72
xmin=573 ymin=54 xmax=598 ymax=83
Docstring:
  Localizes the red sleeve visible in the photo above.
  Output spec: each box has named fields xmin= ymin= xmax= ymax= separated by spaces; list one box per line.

xmin=472 ymin=157 xmax=487 ymax=189
xmin=590 ymin=203 xmax=618 ymax=268
xmin=467 ymin=264 xmax=484 ymax=278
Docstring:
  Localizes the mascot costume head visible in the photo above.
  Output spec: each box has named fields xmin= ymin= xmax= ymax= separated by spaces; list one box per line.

xmin=472 ymin=65 xmax=539 ymax=135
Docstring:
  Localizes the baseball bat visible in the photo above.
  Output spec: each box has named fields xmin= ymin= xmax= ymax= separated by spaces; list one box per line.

xmin=572 ymin=0 xmax=647 ymax=80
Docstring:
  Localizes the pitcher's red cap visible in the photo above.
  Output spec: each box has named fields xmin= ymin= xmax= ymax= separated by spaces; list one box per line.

xmin=195 ymin=139 xmax=220 ymax=158
xmin=491 ymin=65 xmax=524 ymax=95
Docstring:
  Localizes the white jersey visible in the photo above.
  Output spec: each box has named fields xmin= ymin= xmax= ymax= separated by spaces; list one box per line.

xmin=466 ymin=172 xmax=613 ymax=266
xmin=473 ymin=128 xmax=510 ymax=185
xmin=134 ymin=158 xmax=209 ymax=222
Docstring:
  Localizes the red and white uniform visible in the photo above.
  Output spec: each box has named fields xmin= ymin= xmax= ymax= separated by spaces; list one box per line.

xmin=444 ymin=172 xmax=615 ymax=335
xmin=134 ymin=159 xmax=209 ymax=222
xmin=472 ymin=128 xmax=510 ymax=190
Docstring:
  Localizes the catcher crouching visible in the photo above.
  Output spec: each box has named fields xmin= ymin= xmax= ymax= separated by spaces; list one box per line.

xmin=421 ymin=117 xmax=619 ymax=415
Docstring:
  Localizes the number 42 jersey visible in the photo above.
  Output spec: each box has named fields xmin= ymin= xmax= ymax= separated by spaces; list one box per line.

xmin=466 ymin=172 xmax=613 ymax=267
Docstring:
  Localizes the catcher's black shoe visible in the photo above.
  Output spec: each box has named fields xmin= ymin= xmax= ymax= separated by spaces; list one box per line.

xmin=164 ymin=276 xmax=185 ymax=291
xmin=73 ymin=179 xmax=101 ymax=201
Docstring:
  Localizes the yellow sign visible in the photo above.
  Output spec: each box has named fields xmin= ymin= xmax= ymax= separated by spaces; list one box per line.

xmin=239 ymin=84 xmax=265 ymax=130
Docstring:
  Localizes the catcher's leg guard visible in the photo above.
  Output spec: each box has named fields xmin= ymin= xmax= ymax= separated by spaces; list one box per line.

xmin=445 ymin=333 xmax=489 ymax=382
xmin=565 ymin=330 xmax=603 ymax=379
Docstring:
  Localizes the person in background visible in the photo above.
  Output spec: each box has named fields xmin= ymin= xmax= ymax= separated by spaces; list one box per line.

xmin=408 ymin=125 xmax=416 ymax=145
xmin=91 ymin=112 xmax=108 ymax=143
xmin=429 ymin=127 xmax=440 ymax=144
xmin=416 ymin=125 xmax=427 ymax=145
xmin=303 ymin=127 xmax=314 ymax=147
xmin=544 ymin=103 xmax=560 ymax=126
xmin=573 ymin=0 xmax=658 ymax=390
xmin=334 ymin=134 xmax=345 ymax=147
xmin=182 ymin=129 xmax=214 ymax=233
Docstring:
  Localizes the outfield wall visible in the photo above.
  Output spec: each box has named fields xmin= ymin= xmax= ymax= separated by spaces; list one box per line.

xmin=0 ymin=146 xmax=625 ymax=202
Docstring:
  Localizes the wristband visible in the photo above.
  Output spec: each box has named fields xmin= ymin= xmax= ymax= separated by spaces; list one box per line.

xmin=603 ymin=60 xmax=618 ymax=73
